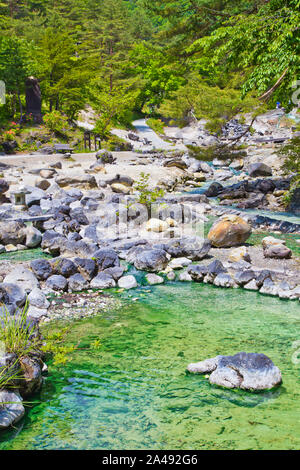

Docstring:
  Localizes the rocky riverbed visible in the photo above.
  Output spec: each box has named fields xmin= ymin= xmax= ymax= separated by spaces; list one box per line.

xmin=0 ymin=114 xmax=299 ymax=431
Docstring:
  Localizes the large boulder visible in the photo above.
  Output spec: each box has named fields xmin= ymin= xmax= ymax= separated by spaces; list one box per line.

xmin=264 ymin=244 xmax=292 ymax=259
xmin=248 ymin=163 xmax=272 ymax=177
xmin=187 ymin=352 xmax=282 ymax=391
xmin=0 ymin=221 xmax=26 ymax=246
xmin=25 ymin=226 xmax=42 ymax=248
xmin=30 ymin=259 xmax=53 ymax=281
xmin=165 ymin=237 xmax=211 ymax=261
xmin=90 ymin=273 xmax=116 ymax=289
xmin=96 ymin=149 xmax=116 ymax=164
xmin=4 ymin=267 xmax=39 ymax=293
xmin=134 ymin=249 xmax=168 ymax=272
xmin=56 ymin=174 xmax=97 ymax=189
xmin=205 ymin=182 xmax=223 ymax=197
xmin=45 ymin=275 xmax=68 ymax=292
xmin=93 ymin=249 xmax=120 ymax=271
xmin=208 ymin=215 xmax=252 ymax=248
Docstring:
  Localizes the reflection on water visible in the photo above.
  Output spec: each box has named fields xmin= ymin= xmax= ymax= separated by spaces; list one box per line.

xmin=0 ymin=283 xmax=299 ymax=450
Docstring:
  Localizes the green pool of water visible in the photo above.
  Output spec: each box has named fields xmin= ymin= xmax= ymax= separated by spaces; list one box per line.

xmin=0 ymin=283 xmax=299 ymax=450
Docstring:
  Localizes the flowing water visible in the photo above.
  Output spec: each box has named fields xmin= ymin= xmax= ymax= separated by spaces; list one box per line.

xmin=0 ymin=283 xmax=299 ymax=450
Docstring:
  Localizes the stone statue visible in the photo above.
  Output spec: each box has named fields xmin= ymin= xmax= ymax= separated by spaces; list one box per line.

xmin=25 ymin=77 xmax=42 ymax=123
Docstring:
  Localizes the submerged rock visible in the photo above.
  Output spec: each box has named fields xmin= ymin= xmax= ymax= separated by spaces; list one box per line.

xmin=187 ymin=352 xmax=282 ymax=391
xmin=0 ymin=391 xmax=25 ymax=430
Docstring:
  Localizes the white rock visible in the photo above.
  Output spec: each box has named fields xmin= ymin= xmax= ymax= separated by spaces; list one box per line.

xmin=118 ymin=275 xmax=138 ymax=289
xmin=145 ymin=273 xmax=164 ymax=285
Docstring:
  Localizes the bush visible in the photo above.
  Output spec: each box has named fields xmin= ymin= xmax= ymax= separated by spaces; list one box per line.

xmin=187 ymin=143 xmax=247 ymax=162
xmin=279 ymin=136 xmax=300 ymax=207
xmin=134 ymin=172 xmax=165 ymax=208
xmin=102 ymin=134 xmax=133 ymax=151
xmin=43 ymin=111 xmax=69 ymax=136
xmin=146 ymin=118 xmax=165 ymax=135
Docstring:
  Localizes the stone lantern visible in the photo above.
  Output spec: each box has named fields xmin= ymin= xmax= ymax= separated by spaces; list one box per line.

xmin=11 ymin=186 xmax=30 ymax=211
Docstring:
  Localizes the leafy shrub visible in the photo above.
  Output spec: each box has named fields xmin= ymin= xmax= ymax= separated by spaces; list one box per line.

xmin=187 ymin=143 xmax=247 ymax=162
xmin=43 ymin=111 xmax=69 ymax=136
xmin=103 ymin=134 xmax=133 ymax=151
xmin=279 ymin=137 xmax=300 ymax=207
xmin=146 ymin=118 xmax=165 ymax=135
xmin=134 ymin=172 xmax=165 ymax=208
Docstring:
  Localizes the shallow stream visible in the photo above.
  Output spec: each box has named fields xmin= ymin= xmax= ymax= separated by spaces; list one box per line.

xmin=0 ymin=283 xmax=299 ymax=450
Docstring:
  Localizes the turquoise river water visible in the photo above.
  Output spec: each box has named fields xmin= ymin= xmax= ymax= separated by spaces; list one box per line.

xmin=0 ymin=282 xmax=299 ymax=450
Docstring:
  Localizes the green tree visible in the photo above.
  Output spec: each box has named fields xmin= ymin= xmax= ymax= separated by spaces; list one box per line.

xmin=0 ymin=36 xmax=29 ymax=120
xmin=32 ymin=28 xmax=90 ymax=119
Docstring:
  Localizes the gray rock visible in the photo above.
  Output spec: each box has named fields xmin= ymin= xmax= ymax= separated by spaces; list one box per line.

xmin=145 ymin=273 xmax=164 ymax=285
xmin=90 ymin=273 xmax=116 ymax=289
xmin=187 ymin=264 xmax=208 ymax=282
xmin=0 ymin=391 xmax=25 ymax=430
xmin=68 ymin=273 xmax=89 ymax=292
xmin=213 ymin=273 xmax=235 ymax=288
xmin=210 ymin=353 xmax=282 ymax=390
xmin=188 ymin=352 xmax=282 ymax=391
xmin=30 ymin=259 xmax=53 ymax=281
xmin=28 ymin=288 xmax=50 ymax=309
xmin=25 ymin=226 xmax=42 ymax=248
xmin=0 ymin=283 xmax=26 ymax=309
xmin=264 ymin=244 xmax=292 ymax=259
xmin=167 ymin=271 xmax=176 ymax=281
xmin=248 ymin=163 xmax=272 ymax=177
xmin=96 ymin=149 xmax=116 ymax=164
xmin=4 ymin=267 xmax=39 ymax=293
xmin=178 ymin=271 xmax=192 ymax=282
xmin=27 ymin=306 xmax=48 ymax=319
xmin=74 ymin=258 xmax=97 ymax=280
xmin=46 ymin=275 xmax=68 ymax=292
xmin=165 ymin=237 xmax=211 ymax=261
xmin=234 ymin=270 xmax=256 ymax=286
xmin=19 ymin=356 xmax=43 ymax=397
xmin=50 ymin=258 xmax=78 ymax=278
xmin=118 ymin=275 xmax=138 ymax=289
xmin=243 ymin=279 xmax=259 ymax=291
xmin=0 ymin=220 xmax=26 ymax=246
xmin=260 ymin=278 xmax=278 ymax=296
xmin=93 ymin=248 xmax=120 ymax=271
xmin=103 ymin=266 xmax=124 ymax=281
xmin=134 ymin=249 xmax=168 ymax=273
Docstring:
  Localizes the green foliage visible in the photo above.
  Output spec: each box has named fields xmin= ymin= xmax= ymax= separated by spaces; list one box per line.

xmin=160 ymin=74 xmax=260 ymax=131
xmin=134 ymin=172 xmax=165 ymax=207
xmin=187 ymin=143 xmax=247 ymax=162
xmin=41 ymin=328 xmax=76 ymax=366
xmin=43 ymin=111 xmax=69 ymax=136
xmin=0 ymin=360 xmax=21 ymax=391
xmin=0 ymin=301 xmax=41 ymax=358
xmin=279 ymin=136 xmax=300 ymax=206
xmin=102 ymin=134 xmax=133 ymax=151
xmin=146 ymin=118 xmax=165 ymax=135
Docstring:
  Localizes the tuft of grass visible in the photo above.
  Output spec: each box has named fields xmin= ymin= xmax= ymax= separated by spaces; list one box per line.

xmin=0 ymin=301 xmax=41 ymax=358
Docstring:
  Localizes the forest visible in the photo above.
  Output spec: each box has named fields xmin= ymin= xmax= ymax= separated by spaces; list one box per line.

xmin=0 ymin=0 xmax=299 ymax=141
